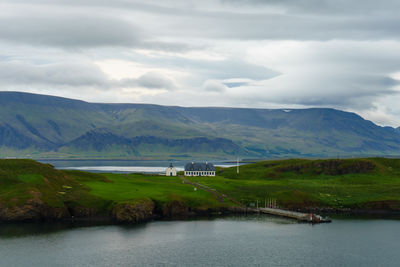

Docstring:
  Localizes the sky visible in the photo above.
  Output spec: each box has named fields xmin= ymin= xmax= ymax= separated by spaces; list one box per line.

xmin=1 ymin=0 xmax=400 ymax=127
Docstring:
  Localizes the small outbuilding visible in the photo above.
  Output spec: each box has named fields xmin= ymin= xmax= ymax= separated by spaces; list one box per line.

xmin=184 ymin=162 xmax=215 ymax=177
xmin=165 ymin=163 xmax=177 ymax=176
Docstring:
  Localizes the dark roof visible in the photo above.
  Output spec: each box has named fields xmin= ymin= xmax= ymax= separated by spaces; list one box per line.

xmin=185 ymin=162 xmax=215 ymax=171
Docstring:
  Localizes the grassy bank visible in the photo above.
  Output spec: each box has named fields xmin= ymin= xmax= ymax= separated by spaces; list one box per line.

xmin=187 ymin=158 xmax=400 ymax=210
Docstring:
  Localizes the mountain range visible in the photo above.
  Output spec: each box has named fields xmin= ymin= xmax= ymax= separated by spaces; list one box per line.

xmin=1 ymin=91 xmax=400 ymax=159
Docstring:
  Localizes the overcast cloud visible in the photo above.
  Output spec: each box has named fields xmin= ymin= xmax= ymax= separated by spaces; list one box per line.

xmin=1 ymin=0 xmax=400 ymax=126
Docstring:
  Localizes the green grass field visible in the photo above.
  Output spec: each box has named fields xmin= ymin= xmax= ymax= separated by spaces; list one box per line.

xmin=72 ymin=172 xmax=222 ymax=209
xmin=1 ymin=158 xmax=400 ymax=216
xmin=187 ymin=158 xmax=400 ymax=209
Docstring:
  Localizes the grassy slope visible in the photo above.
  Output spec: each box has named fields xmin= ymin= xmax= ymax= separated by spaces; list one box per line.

xmin=0 ymin=159 xmax=109 ymax=210
xmin=187 ymin=158 xmax=400 ymax=210
xmin=73 ymin=172 xmax=222 ymax=209
xmin=0 ymin=160 xmax=223 ymax=214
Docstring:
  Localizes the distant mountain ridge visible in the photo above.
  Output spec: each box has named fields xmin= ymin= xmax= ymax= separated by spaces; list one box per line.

xmin=0 ymin=91 xmax=400 ymax=159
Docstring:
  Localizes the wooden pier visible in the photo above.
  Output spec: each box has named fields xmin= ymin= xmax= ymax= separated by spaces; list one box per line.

xmin=258 ymin=207 xmax=331 ymax=223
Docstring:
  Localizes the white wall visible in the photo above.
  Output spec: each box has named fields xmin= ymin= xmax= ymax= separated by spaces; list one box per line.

xmin=184 ymin=171 xmax=215 ymax=177
xmin=165 ymin=167 xmax=177 ymax=176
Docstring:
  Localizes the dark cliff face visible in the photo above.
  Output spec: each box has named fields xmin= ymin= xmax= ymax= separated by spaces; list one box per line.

xmin=1 ymin=91 xmax=400 ymax=158
xmin=111 ymin=200 xmax=155 ymax=223
xmin=0 ymin=199 xmax=69 ymax=222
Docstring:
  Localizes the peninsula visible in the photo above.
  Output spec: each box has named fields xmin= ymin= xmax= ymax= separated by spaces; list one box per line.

xmin=0 ymin=158 xmax=399 ymax=223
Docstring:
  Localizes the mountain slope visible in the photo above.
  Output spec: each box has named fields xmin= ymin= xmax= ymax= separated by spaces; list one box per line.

xmin=0 ymin=91 xmax=400 ymax=159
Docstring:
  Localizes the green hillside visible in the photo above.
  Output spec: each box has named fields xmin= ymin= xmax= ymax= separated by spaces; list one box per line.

xmin=0 ymin=159 xmax=224 ymax=222
xmin=188 ymin=158 xmax=400 ymax=210
xmin=1 ymin=91 xmax=400 ymax=159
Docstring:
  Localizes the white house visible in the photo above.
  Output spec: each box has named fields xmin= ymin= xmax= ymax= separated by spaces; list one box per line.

xmin=165 ymin=163 xmax=177 ymax=176
xmin=184 ymin=162 xmax=215 ymax=176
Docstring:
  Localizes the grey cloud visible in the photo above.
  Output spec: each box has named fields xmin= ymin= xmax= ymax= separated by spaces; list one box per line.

xmin=224 ymin=0 xmax=400 ymax=14
xmin=0 ymin=6 xmax=193 ymax=51
xmin=0 ymin=14 xmax=141 ymax=48
xmin=244 ymin=74 xmax=400 ymax=109
xmin=0 ymin=61 xmax=174 ymax=90
xmin=0 ymin=61 xmax=110 ymax=87
xmin=135 ymin=72 xmax=175 ymax=90
xmin=207 ymin=59 xmax=278 ymax=80
xmin=162 ymin=12 xmax=400 ymax=41
xmin=140 ymin=41 xmax=198 ymax=53
xmin=7 ymin=0 xmax=400 ymax=42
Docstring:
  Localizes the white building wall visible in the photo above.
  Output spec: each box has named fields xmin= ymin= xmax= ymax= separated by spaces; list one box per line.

xmin=184 ymin=171 xmax=215 ymax=177
xmin=166 ymin=167 xmax=177 ymax=176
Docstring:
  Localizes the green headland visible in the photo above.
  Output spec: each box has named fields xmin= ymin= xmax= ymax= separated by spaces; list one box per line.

xmin=1 ymin=158 xmax=400 ymax=222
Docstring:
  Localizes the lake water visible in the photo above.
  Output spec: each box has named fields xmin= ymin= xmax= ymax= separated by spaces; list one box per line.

xmin=39 ymin=159 xmax=243 ymax=173
xmin=1 ymin=215 xmax=400 ymax=266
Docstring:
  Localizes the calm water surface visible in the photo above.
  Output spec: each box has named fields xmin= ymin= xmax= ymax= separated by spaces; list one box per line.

xmin=1 ymin=215 xmax=399 ymax=266
xmin=39 ymin=159 xmax=243 ymax=173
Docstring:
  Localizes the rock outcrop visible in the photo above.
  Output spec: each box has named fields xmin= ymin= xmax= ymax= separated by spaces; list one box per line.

xmin=111 ymin=199 xmax=155 ymax=223
xmin=162 ymin=200 xmax=188 ymax=218
xmin=0 ymin=198 xmax=69 ymax=222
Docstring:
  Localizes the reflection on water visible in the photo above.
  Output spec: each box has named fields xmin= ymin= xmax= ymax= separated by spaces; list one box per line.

xmin=0 ymin=215 xmax=293 ymax=238
xmin=0 ymin=221 xmax=110 ymax=239
xmin=1 ymin=215 xmax=400 ymax=266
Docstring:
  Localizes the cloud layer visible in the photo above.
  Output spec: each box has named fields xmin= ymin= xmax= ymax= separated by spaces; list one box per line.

xmin=1 ymin=0 xmax=400 ymax=126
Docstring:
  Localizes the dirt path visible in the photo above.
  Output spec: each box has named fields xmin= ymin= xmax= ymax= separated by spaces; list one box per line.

xmin=179 ymin=175 xmax=243 ymax=206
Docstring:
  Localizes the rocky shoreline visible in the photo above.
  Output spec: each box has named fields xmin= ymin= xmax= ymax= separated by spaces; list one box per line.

xmin=2 ymin=198 xmax=400 ymax=224
xmin=0 ymin=198 xmax=252 ymax=223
